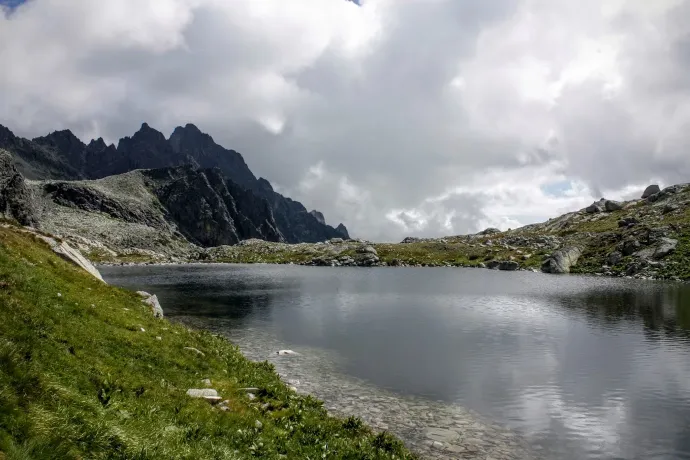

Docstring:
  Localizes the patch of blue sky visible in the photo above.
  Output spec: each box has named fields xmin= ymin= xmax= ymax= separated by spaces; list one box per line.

xmin=540 ymin=179 xmax=575 ymax=197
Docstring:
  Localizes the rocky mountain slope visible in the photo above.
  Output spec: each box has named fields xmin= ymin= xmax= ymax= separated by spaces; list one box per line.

xmin=0 ymin=148 xmax=288 ymax=260
xmin=0 ymin=123 xmax=349 ymax=243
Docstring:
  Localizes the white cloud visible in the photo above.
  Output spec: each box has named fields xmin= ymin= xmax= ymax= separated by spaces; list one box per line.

xmin=1 ymin=0 xmax=689 ymax=240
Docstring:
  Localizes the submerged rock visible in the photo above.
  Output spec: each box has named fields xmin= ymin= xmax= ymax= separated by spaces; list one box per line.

xmin=498 ymin=261 xmax=520 ymax=271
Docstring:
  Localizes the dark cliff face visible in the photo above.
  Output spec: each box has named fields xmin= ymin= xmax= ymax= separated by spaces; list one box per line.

xmin=142 ymin=166 xmax=283 ymax=247
xmin=0 ymin=149 xmax=37 ymax=226
xmin=0 ymin=124 xmax=82 ymax=180
xmin=336 ymin=223 xmax=350 ymax=239
xmin=169 ymin=124 xmax=256 ymax=188
xmin=0 ymin=123 xmax=350 ymax=243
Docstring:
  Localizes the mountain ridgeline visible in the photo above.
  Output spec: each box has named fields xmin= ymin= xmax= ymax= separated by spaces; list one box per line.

xmin=0 ymin=123 xmax=349 ymax=244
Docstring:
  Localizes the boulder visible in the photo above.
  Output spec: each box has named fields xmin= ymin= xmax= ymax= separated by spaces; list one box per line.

xmin=142 ymin=294 xmax=164 ymax=318
xmin=618 ymin=217 xmax=638 ymax=228
xmin=329 ymin=238 xmax=344 ymax=244
xmin=642 ymin=184 xmax=660 ymax=199
xmin=541 ymin=247 xmax=582 ymax=274
xmin=485 ymin=260 xmax=500 ymax=270
xmin=498 ymin=261 xmax=520 ymax=271
xmin=604 ymin=200 xmax=623 ymax=212
xmin=186 ymin=388 xmax=222 ymax=404
xmin=654 ymin=238 xmax=677 ymax=259
xmin=606 ymin=251 xmax=623 ymax=266
xmin=356 ymin=245 xmax=378 ymax=255
xmin=478 ymin=228 xmax=501 ymax=235
xmin=585 ymin=199 xmax=606 ymax=213
xmin=621 ymin=238 xmax=641 ymax=256
xmin=34 ymin=234 xmax=105 ymax=282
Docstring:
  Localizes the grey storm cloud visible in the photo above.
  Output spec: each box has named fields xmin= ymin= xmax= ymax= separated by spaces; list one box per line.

xmin=1 ymin=0 xmax=689 ymax=241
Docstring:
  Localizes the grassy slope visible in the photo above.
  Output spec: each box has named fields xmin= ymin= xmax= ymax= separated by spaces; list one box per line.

xmin=0 ymin=225 xmax=415 ymax=460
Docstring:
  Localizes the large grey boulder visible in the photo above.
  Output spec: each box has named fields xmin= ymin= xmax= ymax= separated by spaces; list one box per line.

xmin=585 ymin=199 xmax=606 ymax=213
xmin=655 ymin=238 xmax=678 ymax=259
xmin=642 ymin=184 xmax=660 ymax=199
xmin=604 ymin=200 xmax=623 ymax=212
xmin=0 ymin=150 xmax=37 ymax=226
xmin=541 ymin=247 xmax=582 ymax=274
xmin=356 ymin=245 xmax=378 ymax=255
xmin=142 ymin=294 xmax=164 ymax=318
xmin=34 ymin=234 xmax=105 ymax=282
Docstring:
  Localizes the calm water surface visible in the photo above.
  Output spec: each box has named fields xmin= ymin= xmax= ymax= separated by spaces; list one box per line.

xmin=101 ymin=264 xmax=690 ymax=460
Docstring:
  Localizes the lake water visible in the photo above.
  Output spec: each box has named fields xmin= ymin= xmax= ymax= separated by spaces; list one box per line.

xmin=101 ymin=264 xmax=690 ymax=460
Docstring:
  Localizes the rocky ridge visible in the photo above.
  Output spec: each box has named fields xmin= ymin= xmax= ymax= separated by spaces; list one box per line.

xmin=1 ymin=123 xmax=349 ymax=243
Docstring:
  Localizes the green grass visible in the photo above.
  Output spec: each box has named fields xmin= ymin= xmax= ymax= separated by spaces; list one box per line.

xmin=0 ymin=226 xmax=416 ymax=459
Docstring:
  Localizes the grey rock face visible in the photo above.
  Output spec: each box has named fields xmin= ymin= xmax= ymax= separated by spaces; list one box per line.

xmin=3 ymin=123 xmax=348 ymax=244
xmin=541 ymin=247 xmax=582 ymax=274
xmin=310 ymin=210 xmax=326 ymax=225
xmin=0 ymin=150 xmax=37 ymax=226
xmin=143 ymin=166 xmax=283 ymax=247
xmin=335 ymin=223 xmax=350 ymax=239
xmin=642 ymin=184 xmax=660 ymax=199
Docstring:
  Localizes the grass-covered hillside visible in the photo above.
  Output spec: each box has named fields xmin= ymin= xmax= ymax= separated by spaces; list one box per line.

xmin=0 ymin=224 xmax=415 ymax=459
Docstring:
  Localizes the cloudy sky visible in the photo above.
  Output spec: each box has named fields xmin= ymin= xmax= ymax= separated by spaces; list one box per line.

xmin=1 ymin=0 xmax=689 ymax=241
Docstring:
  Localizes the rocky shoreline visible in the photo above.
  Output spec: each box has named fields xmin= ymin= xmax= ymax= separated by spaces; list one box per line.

xmin=89 ymin=182 xmax=690 ymax=283
xmin=177 ymin=315 xmax=540 ymax=460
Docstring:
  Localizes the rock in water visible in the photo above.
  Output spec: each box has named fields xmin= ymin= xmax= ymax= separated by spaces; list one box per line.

xmin=541 ymin=247 xmax=582 ymax=274
xmin=0 ymin=149 xmax=37 ymax=226
xmin=498 ymin=261 xmax=520 ymax=271
xmin=642 ymin=184 xmax=660 ymax=199
xmin=277 ymin=350 xmax=299 ymax=356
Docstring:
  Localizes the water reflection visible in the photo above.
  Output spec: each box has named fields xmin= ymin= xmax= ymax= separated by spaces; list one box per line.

xmin=101 ymin=265 xmax=690 ymax=460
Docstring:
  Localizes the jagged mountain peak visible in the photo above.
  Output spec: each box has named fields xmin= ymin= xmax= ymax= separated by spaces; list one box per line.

xmin=0 ymin=122 xmax=351 ymax=243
